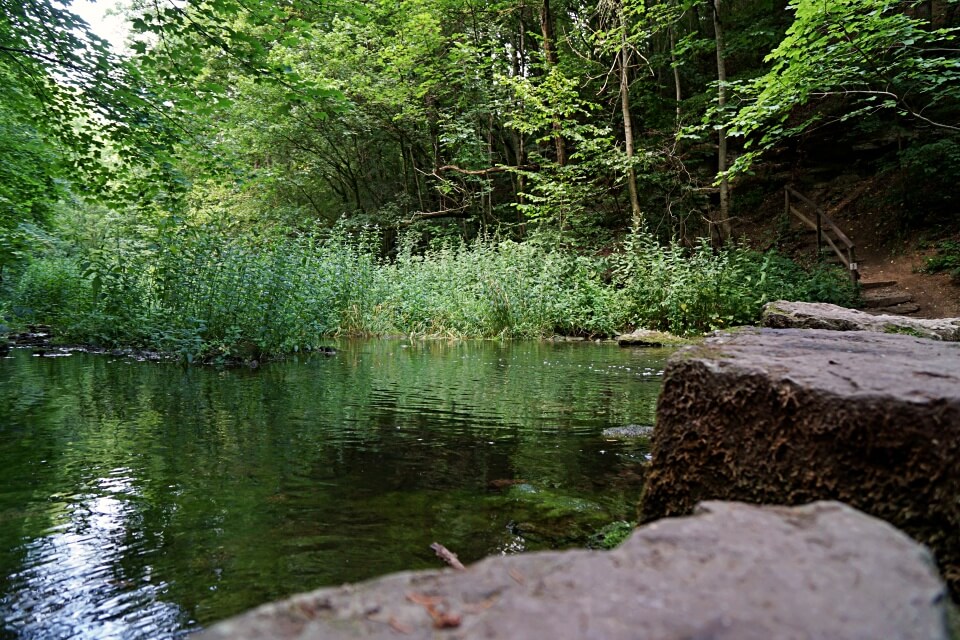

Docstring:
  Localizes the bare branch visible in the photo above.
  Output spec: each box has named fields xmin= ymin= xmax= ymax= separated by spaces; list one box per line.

xmin=435 ymin=164 xmax=539 ymax=176
xmin=429 ymin=542 xmax=466 ymax=570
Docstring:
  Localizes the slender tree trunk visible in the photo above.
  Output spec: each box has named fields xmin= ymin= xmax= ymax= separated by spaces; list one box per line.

xmin=619 ymin=9 xmax=642 ymax=224
xmin=515 ymin=10 xmax=528 ymax=236
xmin=669 ymin=26 xmax=681 ymax=126
xmin=486 ymin=112 xmax=494 ymax=225
xmin=713 ymin=0 xmax=731 ymax=245
xmin=410 ymin=146 xmax=425 ymax=212
xmin=400 ymin=136 xmax=410 ymax=217
xmin=540 ymin=0 xmax=567 ymax=166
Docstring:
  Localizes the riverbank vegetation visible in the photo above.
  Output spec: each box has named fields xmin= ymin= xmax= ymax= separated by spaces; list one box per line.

xmin=1 ymin=0 xmax=955 ymax=360
xmin=9 ymin=225 xmax=852 ymax=361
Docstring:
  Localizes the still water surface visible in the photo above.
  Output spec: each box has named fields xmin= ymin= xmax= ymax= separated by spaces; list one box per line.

xmin=0 ymin=340 xmax=668 ymax=639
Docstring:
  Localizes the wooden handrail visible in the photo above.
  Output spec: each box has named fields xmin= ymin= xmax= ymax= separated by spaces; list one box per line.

xmin=784 ymin=186 xmax=860 ymax=283
xmin=785 ymin=187 xmax=854 ymax=248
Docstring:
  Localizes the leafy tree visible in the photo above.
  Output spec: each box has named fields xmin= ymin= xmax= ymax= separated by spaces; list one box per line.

xmin=725 ymin=0 xmax=960 ymax=175
xmin=0 ymin=0 xmax=186 ymax=200
xmin=0 ymin=103 xmax=63 ymax=279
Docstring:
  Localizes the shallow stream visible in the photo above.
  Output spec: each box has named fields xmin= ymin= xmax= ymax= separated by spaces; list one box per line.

xmin=0 ymin=340 xmax=668 ymax=639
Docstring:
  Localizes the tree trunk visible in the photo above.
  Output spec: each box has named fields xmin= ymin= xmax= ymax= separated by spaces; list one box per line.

xmin=540 ymin=0 xmax=567 ymax=166
xmin=515 ymin=9 xmax=528 ymax=236
xmin=669 ymin=26 xmax=681 ymax=127
xmin=713 ymin=0 xmax=731 ymax=245
xmin=619 ymin=8 xmax=642 ymax=225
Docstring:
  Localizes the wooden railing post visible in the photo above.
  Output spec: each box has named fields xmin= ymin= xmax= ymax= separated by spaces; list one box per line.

xmin=784 ymin=185 xmax=860 ymax=283
xmin=848 ymin=246 xmax=859 ymax=284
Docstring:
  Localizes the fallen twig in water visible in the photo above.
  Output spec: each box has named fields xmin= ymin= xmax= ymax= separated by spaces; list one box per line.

xmin=430 ymin=542 xmax=466 ymax=570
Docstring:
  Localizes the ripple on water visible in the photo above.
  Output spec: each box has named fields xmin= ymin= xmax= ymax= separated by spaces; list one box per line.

xmin=0 ymin=469 xmax=191 ymax=639
xmin=0 ymin=342 xmax=669 ymax=639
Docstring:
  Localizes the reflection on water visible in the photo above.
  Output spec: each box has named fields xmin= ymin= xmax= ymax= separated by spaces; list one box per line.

xmin=3 ymin=469 xmax=187 ymax=639
xmin=0 ymin=340 xmax=668 ymax=639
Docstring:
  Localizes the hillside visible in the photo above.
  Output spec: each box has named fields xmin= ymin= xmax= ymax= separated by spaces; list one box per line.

xmin=734 ymin=158 xmax=960 ymax=319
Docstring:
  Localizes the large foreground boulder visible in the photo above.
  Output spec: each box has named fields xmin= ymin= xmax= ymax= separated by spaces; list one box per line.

xmin=195 ymin=501 xmax=947 ymax=640
xmin=642 ymin=328 xmax=960 ymax=598
xmin=762 ymin=300 xmax=960 ymax=340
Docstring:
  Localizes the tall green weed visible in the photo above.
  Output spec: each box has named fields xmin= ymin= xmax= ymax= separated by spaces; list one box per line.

xmin=6 ymin=225 xmax=856 ymax=360
xmin=611 ymin=230 xmax=855 ymax=335
xmin=12 ymin=256 xmax=92 ymax=330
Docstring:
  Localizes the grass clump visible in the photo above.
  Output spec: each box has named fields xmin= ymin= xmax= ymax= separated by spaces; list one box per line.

xmin=921 ymin=240 xmax=960 ymax=283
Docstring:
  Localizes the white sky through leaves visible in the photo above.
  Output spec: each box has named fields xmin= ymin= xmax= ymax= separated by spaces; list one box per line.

xmin=68 ymin=0 xmax=129 ymax=52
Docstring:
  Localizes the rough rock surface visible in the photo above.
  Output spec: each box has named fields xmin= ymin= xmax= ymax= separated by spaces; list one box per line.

xmin=642 ymin=328 xmax=960 ymax=598
xmin=616 ymin=329 xmax=691 ymax=347
xmin=194 ymin=501 xmax=947 ymax=640
xmin=762 ymin=299 xmax=960 ymax=340
xmin=601 ymin=424 xmax=654 ymax=439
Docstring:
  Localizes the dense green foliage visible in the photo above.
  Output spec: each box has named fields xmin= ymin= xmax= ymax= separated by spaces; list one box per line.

xmin=12 ymin=225 xmax=853 ymax=361
xmin=1 ymin=0 xmax=954 ymax=358
xmin=725 ymin=0 xmax=960 ymax=176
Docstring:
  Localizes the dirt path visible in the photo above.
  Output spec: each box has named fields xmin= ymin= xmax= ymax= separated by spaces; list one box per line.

xmin=855 ymin=244 xmax=960 ymax=319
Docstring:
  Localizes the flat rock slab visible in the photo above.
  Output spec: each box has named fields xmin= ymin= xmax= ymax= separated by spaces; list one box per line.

xmin=616 ymin=329 xmax=691 ymax=347
xmin=862 ymin=293 xmax=913 ymax=308
xmin=762 ymin=300 xmax=960 ymax=340
xmin=642 ymin=328 xmax=960 ymax=598
xmin=194 ymin=501 xmax=947 ymax=640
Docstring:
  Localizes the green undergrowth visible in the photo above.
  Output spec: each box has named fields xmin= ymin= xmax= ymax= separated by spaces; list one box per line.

xmin=921 ymin=240 xmax=960 ymax=283
xmin=5 ymin=226 xmax=856 ymax=362
xmin=588 ymin=520 xmax=636 ymax=550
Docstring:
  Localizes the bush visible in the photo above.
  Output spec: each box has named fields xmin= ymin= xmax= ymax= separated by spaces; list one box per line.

xmin=611 ymin=230 xmax=856 ymax=335
xmin=12 ymin=257 xmax=91 ymax=327
xmin=921 ymin=240 xmax=960 ymax=283
xmin=4 ymin=224 xmax=856 ymax=360
xmin=382 ymin=237 xmax=627 ymax=338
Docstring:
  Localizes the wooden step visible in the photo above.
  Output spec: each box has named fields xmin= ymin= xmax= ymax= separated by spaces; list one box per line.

xmin=862 ymin=294 xmax=913 ymax=308
xmin=860 ymin=280 xmax=897 ymax=290
xmin=866 ymin=302 xmax=921 ymax=316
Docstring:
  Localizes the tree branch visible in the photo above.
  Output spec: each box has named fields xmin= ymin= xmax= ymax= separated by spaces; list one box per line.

xmin=435 ymin=163 xmax=539 ymax=175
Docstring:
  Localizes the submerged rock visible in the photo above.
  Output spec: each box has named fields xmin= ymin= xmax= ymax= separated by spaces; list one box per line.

xmin=762 ymin=300 xmax=960 ymax=340
xmin=500 ymin=484 xmax=610 ymax=545
xmin=194 ymin=500 xmax=949 ymax=640
xmin=642 ymin=327 xmax=960 ymax=598
xmin=601 ymin=424 xmax=654 ymax=439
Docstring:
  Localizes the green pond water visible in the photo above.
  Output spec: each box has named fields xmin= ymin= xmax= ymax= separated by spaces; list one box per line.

xmin=0 ymin=340 xmax=669 ymax=639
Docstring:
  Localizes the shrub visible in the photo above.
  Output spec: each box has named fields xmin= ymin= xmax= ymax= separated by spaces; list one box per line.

xmin=611 ymin=230 xmax=856 ymax=335
xmin=12 ymin=257 xmax=91 ymax=328
xmin=921 ymin=240 xmax=960 ymax=283
xmin=5 ymin=224 xmax=856 ymax=360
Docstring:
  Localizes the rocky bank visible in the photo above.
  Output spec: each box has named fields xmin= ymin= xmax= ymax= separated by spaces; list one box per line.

xmin=195 ymin=500 xmax=949 ymax=640
xmin=642 ymin=327 xmax=960 ymax=598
